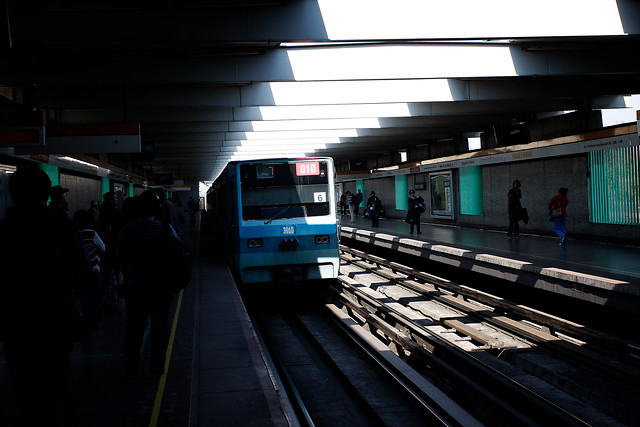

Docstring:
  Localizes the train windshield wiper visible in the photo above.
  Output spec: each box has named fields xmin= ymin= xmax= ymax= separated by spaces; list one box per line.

xmin=264 ymin=206 xmax=291 ymax=224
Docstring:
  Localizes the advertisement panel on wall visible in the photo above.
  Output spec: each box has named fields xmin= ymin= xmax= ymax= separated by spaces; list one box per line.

xmin=429 ymin=171 xmax=454 ymax=219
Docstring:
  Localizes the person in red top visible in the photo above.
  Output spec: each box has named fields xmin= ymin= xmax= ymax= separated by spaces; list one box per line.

xmin=548 ymin=187 xmax=569 ymax=246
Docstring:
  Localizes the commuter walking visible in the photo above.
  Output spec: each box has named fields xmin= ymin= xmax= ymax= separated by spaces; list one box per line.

xmin=366 ymin=191 xmax=383 ymax=227
xmin=548 ymin=187 xmax=569 ymax=245
xmin=0 ymin=167 xmax=94 ymax=426
xmin=507 ymin=180 xmax=522 ymax=239
xmin=116 ymin=190 xmax=182 ymax=378
xmin=346 ymin=191 xmax=355 ymax=223
xmin=354 ymin=189 xmax=364 ymax=216
xmin=405 ymin=189 xmax=425 ymax=234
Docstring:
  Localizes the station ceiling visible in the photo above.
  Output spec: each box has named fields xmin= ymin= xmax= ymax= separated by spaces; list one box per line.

xmin=1 ymin=0 xmax=640 ymax=184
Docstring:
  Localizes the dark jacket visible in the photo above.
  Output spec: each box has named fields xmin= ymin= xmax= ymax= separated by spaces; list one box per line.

xmin=406 ymin=196 xmax=425 ymax=224
xmin=366 ymin=196 xmax=382 ymax=218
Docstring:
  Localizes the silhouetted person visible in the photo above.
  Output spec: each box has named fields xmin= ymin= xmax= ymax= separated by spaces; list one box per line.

xmin=116 ymin=190 xmax=181 ymax=378
xmin=187 ymin=196 xmax=198 ymax=224
xmin=99 ymin=191 xmax=122 ymax=309
xmin=354 ymin=189 xmax=363 ymax=216
xmin=507 ymin=180 xmax=522 ymax=239
xmin=49 ymin=184 xmax=70 ymax=217
xmin=87 ymin=199 xmax=100 ymax=229
xmin=0 ymin=167 xmax=93 ymax=426
xmin=171 ymin=194 xmax=187 ymax=228
xmin=154 ymin=187 xmax=183 ymax=239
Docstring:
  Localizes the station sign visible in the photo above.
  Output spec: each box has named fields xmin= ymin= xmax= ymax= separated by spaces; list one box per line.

xmin=0 ymin=126 xmax=45 ymax=147
xmin=13 ymin=123 xmax=141 ymax=155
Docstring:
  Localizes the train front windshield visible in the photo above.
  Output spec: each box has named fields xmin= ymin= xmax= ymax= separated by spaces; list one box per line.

xmin=240 ymin=160 xmax=331 ymax=221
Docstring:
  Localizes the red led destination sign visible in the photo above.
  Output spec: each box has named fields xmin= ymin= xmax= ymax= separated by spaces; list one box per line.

xmin=295 ymin=161 xmax=320 ymax=176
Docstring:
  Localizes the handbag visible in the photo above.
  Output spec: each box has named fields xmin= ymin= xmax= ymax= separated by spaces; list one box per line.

xmin=518 ymin=207 xmax=529 ymax=225
xmin=552 ymin=204 xmax=562 ymax=218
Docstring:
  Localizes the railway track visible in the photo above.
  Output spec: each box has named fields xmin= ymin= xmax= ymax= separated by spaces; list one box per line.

xmin=334 ymin=245 xmax=640 ymax=426
xmin=247 ymin=284 xmax=481 ymax=427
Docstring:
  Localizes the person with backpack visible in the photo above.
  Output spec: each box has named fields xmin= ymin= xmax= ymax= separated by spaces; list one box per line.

xmin=366 ymin=191 xmax=383 ymax=227
xmin=116 ymin=190 xmax=187 ymax=378
xmin=405 ymin=189 xmax=425 ymax=234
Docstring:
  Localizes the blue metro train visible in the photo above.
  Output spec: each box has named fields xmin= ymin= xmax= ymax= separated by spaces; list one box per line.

xmin=206 ymin=157 xmax=340 ymax=284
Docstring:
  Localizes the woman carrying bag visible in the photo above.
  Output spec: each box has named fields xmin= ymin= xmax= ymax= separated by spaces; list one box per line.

xmin=548 ymin=187 xmax=569 ymax=246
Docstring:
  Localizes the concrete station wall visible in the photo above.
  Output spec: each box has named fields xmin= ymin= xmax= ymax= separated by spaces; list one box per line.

xmin=341 ymin=153 xmax=640 ymax=244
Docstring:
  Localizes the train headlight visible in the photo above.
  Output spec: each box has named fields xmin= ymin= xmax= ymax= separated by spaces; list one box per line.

xmin=247 ymin=238 xmax=263 ymax=248
xmin=314 ymin=235 xmax=330 ymax=244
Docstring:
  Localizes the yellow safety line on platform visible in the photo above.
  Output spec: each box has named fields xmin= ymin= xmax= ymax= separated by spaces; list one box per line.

xmin=149 ymin=289 xmax=184 ymax=427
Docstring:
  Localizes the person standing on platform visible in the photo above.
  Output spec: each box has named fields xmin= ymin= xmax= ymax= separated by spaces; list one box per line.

xmin=116 ymin=190 xmax=181 ymax=378
xmin=154 ymin=187 xmax=183 ymax=240
xmin=366 ymin=191 xmax=382 ymax=227
xmin=354 ymin=189 xmax=363 ymax=217
xmin=187 ymin=196 xmax=198 ymax=225
xmin=0 ymin=167 xmax=93 ymax=426
xmin=507 ymin=180 xmax=522 ymax=239
xmin=548 ymin=187 xmax=569 ymax=246
xmin=340 ymin=193 xmax=347 ymax=215
xmin=171 ymin=195 xmax=187 ymax=229
xmin=346 ymin=190 xmax=355 ymax=223
xmin=405 ymin=189 xmax=425 ymax=234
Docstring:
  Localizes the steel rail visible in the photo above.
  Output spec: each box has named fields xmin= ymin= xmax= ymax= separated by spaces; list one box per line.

xmin=333 ymin=275 xmax=591 ymax=426
xmin=340 ymin=245 xmax=640 ymax=388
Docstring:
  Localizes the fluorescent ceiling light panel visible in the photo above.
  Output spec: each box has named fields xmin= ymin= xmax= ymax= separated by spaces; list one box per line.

xmin=286 ymin=45 xmax=517 ymax=80
xmin=232 ymin=129 xmax=359 ymax=140
xmin=256 ymin=103 xmax=412 ymax=121
xmin=316 ymin=0 xmax=624 ymax=39
xmin=232 ymin=117 xmax=382 ymax=132
xmin=266 ymin=80 xmax=454 ymax=106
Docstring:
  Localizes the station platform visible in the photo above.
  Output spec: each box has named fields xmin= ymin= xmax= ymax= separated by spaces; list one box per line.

xmin=340 ymin=213 xmax=640 ymax=316
xmin=0 ymin=216 xmax=293 ymax=427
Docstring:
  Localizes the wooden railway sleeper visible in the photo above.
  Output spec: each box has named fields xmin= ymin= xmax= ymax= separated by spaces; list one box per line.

xmin=340 ymin=249 xmax=640 ymax=386
xmin=332 ymin=280 xmax=588 ymax=426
